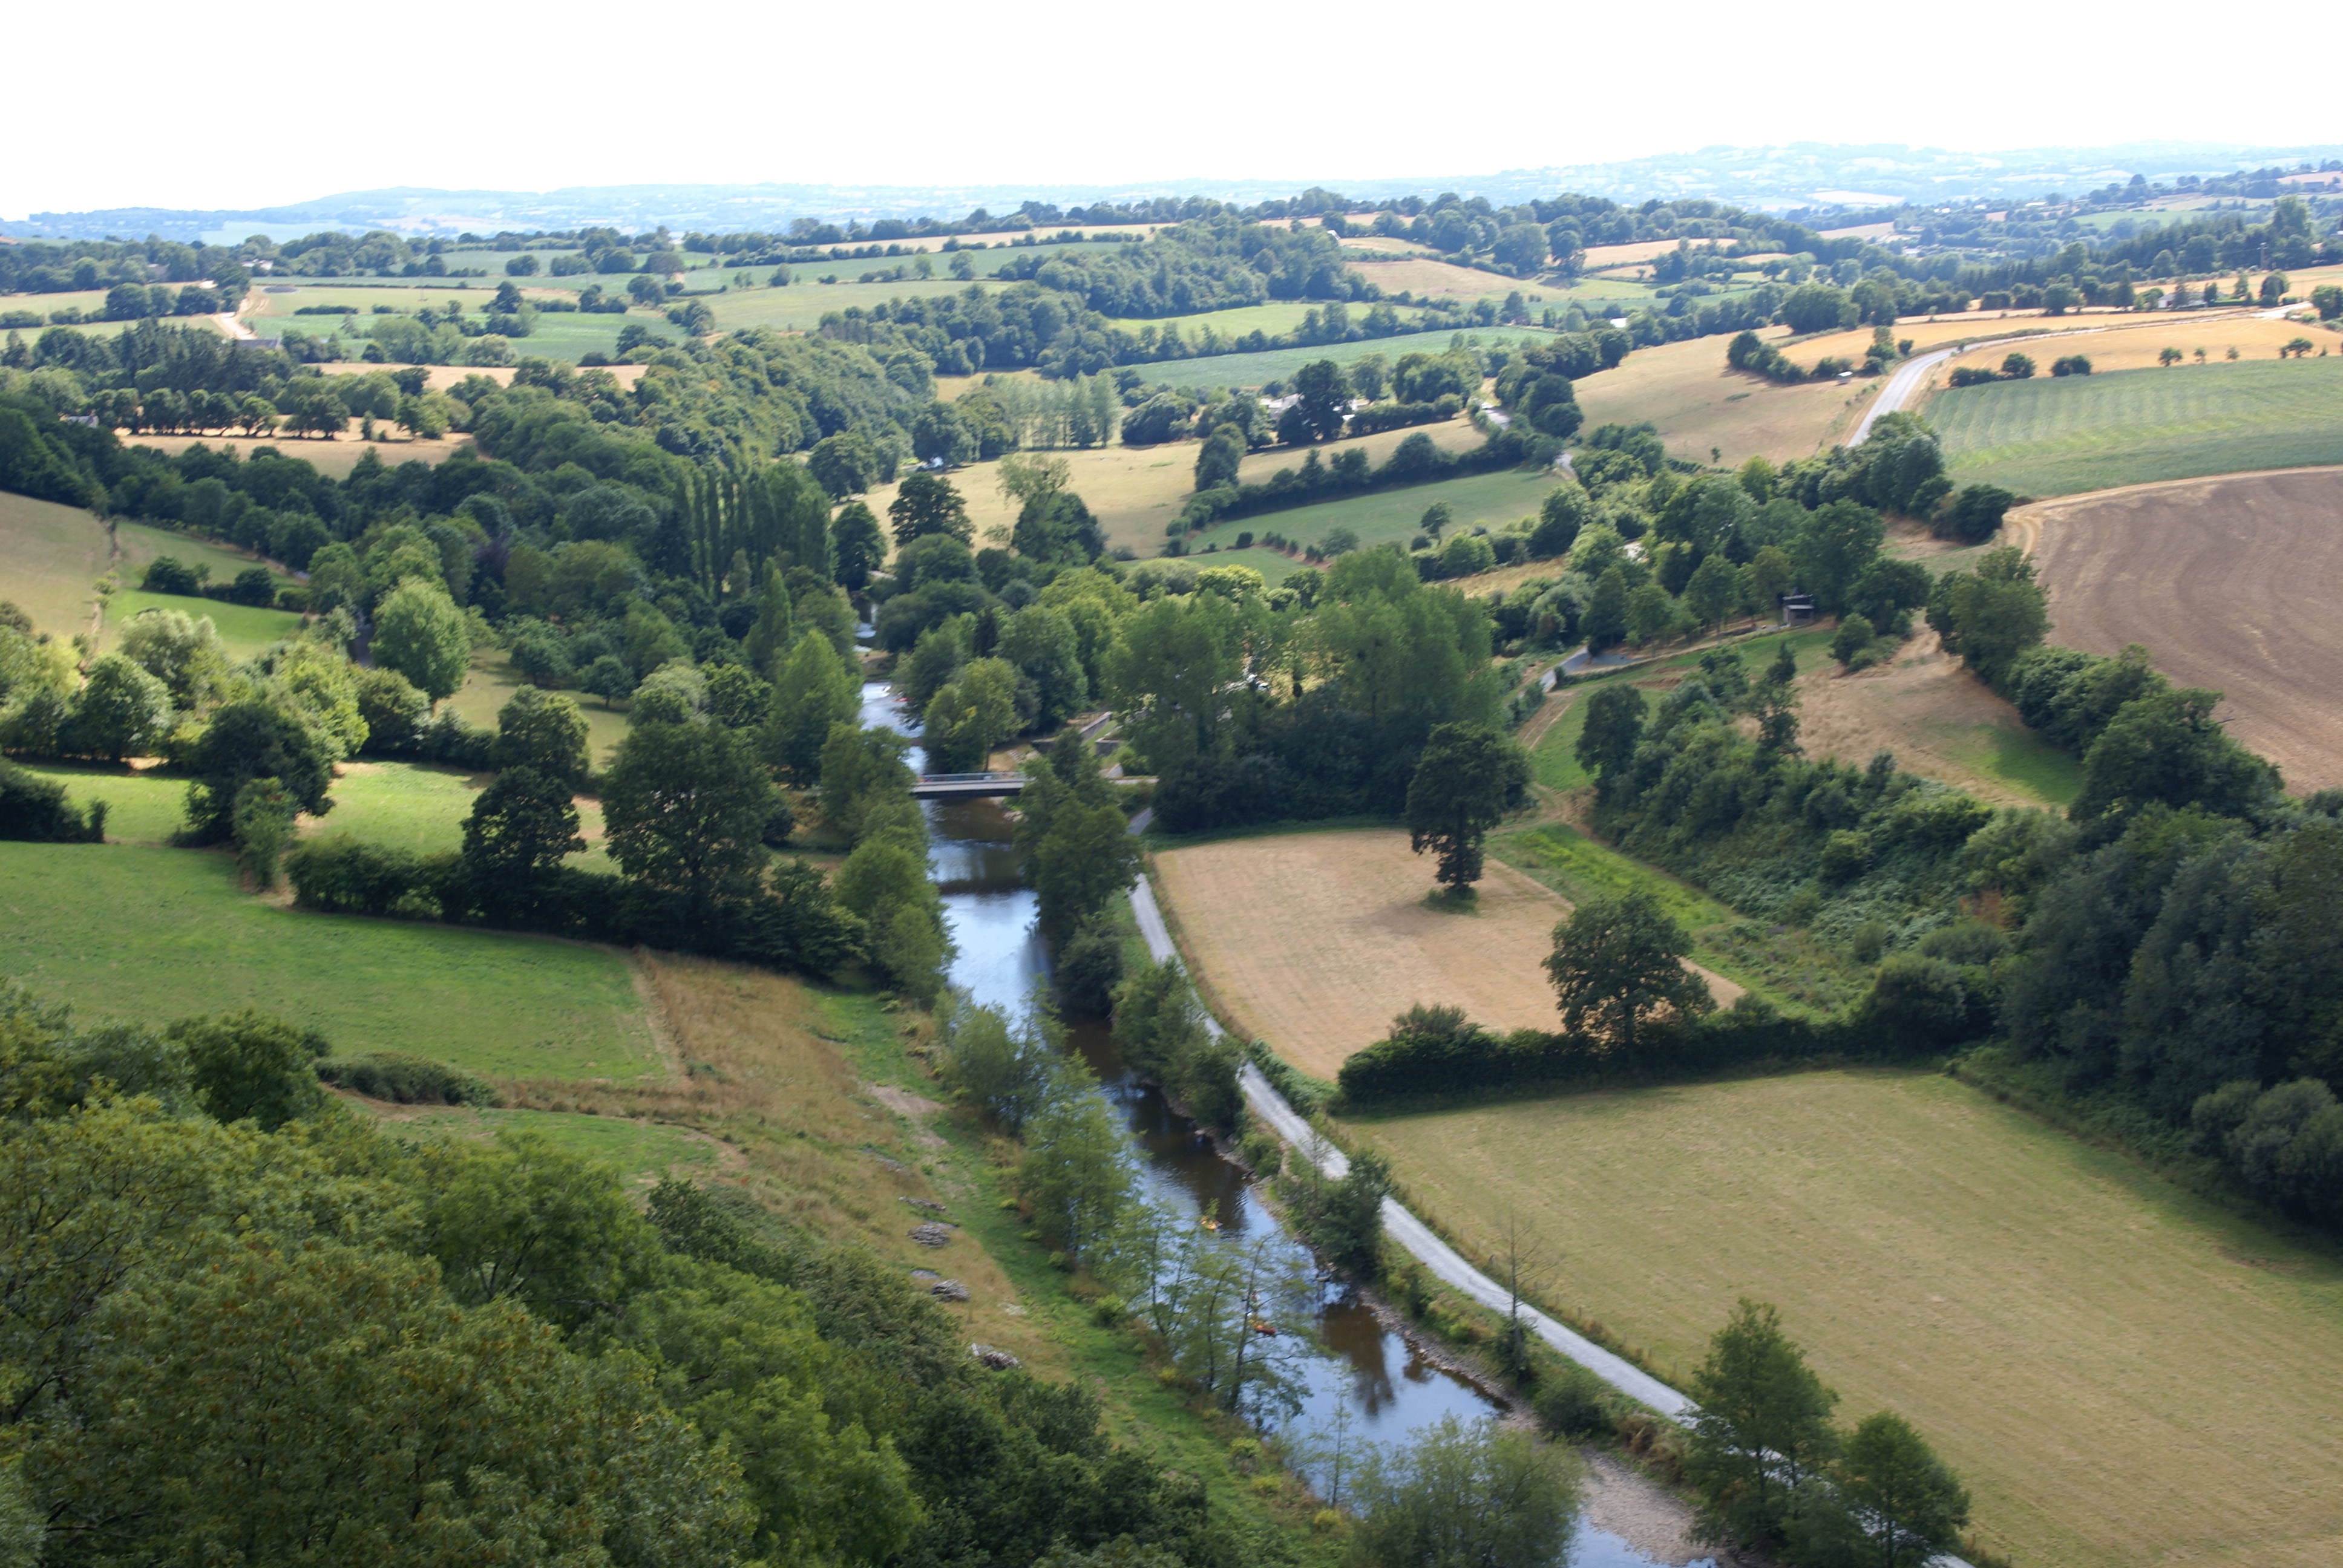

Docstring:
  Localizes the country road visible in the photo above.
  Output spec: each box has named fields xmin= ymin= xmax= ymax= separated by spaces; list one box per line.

xmin=1127 ymin=870 xmax=1979 ymax=1567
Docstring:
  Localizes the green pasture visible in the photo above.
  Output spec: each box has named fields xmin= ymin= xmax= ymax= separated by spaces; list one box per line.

xmin=1178 ymin=465 xmax=1558 ymax=557
xmin=1933 ymin=358 xmax=2343 ymax=496
xmin=355 ymin=1103 xmax=716 ymax=1185
xmin=102 ymin=591 xmax=302 ymax=660
xmin=447 ymin=648 xmax=630 ymax=768
xmin=0 ymin=841 xmax=657 ymax=1080
xmin=114 ymin=520 xmax=292 ymax=590
xmin=17 ymin=763 xmax=188 ymax=843
xmin=2 ymin=287 xmax=117 ymax=321
xmin=1495 ymin=823 xmax=1734 ymax=934
xmin=1939 ymin=722 xmax=2085 ymax=808
xmin=1177 ymin=545 xmax=1304 ymax=586
xmin=0 ymin=489 xmax=109 ymax=636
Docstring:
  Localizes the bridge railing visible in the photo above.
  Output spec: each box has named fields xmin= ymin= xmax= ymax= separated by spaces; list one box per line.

xmin=915 ymin=771 xmax=1029 ymax=785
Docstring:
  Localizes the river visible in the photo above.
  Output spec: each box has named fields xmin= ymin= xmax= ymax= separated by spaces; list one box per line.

xmin=860 ymin=680 xmax=1688 ymax=1567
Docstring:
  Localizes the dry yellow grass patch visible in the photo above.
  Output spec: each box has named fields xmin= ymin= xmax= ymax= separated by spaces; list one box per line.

xmin=306 ymin=361 xmax=648 ymax=392
xmin=505 ymin=952 xmax=1059 ymax=1371
xmin=1342 ymin=257 xmax=1518 ymax=301
xmin=120 ymin=429 xmax=476 ymax=478
xmin=1355 ymin=1070 xmax=2343 ymax=1568
xmin=1152 ymin=829 xmax=1571 ymax=1076
xmin=1791 ymin=627 xmax=2076 ymax=809
xmin=1573 ymin=332 xmax=1875 ymax=468
xmin=1935 ymin=314 xmax=2339 ymax=377
xmin=1581 ymin=238 xmax=1740 ymax=269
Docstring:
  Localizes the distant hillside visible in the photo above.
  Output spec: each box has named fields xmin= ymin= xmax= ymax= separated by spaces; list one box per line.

xmin=8 ymin=140 xmax=2341 ymax=241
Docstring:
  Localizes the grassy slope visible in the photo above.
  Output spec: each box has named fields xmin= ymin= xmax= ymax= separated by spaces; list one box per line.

xmin=0 ymin=491 xmax=108 ymax=638
xmin=0 ymin=841 xmax=657 ymax=1080
xmin=1935 ymin=358 xmax=2343 ymax=496
xmin=113 ymin=519 xmax=292 ymax=590
xmin=1353 ymin=1070 xmax=2343 ymax=1568
xmin=352 ymin=1102 xmax=718 ymax=1189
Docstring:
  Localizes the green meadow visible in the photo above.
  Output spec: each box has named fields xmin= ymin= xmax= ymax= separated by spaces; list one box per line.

xmin=1181 ymin=465 xmax=1559 ymax=555
xmin=0 ymin=841 xmax=657 ymax=1080
xmin=1933 ymin=358 xmax=2343 ymax=496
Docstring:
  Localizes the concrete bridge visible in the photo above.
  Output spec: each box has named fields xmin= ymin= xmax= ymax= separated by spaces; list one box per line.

xmin=910 ymin=772 xmax=1031 ymax=799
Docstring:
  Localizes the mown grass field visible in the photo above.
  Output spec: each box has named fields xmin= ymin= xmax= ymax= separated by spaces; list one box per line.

xmin=1179 ymin=465 xmax=1558 ymax=555
xmin=18 ymin=762 xmax=188 ymax=843
xmin=1355 ymin=1070 xmax=2343 ymax=1568
xmin=447 ymin=647 xmax=631 ymax=768
xmin=0 ymin=841 xmax=658 ymax=1079
xmin=0 ymin=489 xmax=109 ymax=636
xmin=102 ymin=589 xmax=302 ymax=659
xmin=1932 ymin=358 xmax=2343 ymax=496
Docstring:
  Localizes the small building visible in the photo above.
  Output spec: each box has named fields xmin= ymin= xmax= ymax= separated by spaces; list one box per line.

xmin=1779 ymin=593 xmax=1817 ymax=628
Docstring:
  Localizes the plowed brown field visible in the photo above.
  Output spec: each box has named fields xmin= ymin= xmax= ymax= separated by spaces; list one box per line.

xmin=2030 ymin=466 xmax=2343 ymax=792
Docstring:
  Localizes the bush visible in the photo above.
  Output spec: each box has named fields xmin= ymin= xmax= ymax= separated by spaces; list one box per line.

xmin=0 ymin=758 xmax=105 ymax=841
xmin=1055 ymin=918 xmax=1124 ymax=1015
xmin=316 ymin=1051 xmax=498 ymax=1106
xmin=2050 ymin=354 xmax=2092 ymax=377
xmin=1532 ymin=1361 xmax=1612 ymax=1438
xmin=139 ymin=556 xmax=205 ymax=595
xmin=284 ymin=837 xmax=436 ymax=916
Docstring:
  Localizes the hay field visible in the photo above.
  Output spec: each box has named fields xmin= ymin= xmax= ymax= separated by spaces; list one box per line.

xmin=1934 ymin=315 xmax=2337 ymax=377
xmin=1572 ymin=330 xmax=1876 ymax=468
xmin=1179 ymin=466 xmax=1558 ymax=555
xmin=1150 ymin=829 xmax=1572 ymax=1076
xmin=1931 ymin=358 xmax=2343 ymax=497
xmin=0 ymin=490 xmax=109 ymax=635
xmin=0 ymin=841 xmax=657 ymax=1080
xmin=1356 ymin=1070 xmax=2343 ymax=1568
xmin=2030 ymin=466 xmax=2343 ymax=791
xmin=119 ymin=429 xmax=477 ymax=479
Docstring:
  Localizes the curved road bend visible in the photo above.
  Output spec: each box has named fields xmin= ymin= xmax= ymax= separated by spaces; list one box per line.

xmin=1128 ymin=871 xmax=1980 ymax=1567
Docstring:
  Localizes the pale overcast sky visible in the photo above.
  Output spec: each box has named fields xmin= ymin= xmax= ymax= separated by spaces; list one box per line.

xmin=4 ymin=0 xmax=2324 ymax=216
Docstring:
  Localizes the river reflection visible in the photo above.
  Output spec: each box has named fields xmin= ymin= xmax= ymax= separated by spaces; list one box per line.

xmin=861 ymin=683 xmax=1685 ymax=1564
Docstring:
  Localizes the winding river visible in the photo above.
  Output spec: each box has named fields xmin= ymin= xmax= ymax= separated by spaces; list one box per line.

xmin=862 ymin=681 xmax=1687 ymax=1567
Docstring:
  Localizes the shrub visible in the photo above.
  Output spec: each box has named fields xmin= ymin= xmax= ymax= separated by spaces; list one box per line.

xmin=284 ymin=836 xmax=435 ymax=916
xmin=1532 ymin=1361 xmax=1612 ymax=1438
xmin=0 ymin=758 xmax=105 ymax=841
xmin=316 ymin=1051 xmax=498 ymax=1106
xmin=139 ymin=556 xmax=205 ymax=595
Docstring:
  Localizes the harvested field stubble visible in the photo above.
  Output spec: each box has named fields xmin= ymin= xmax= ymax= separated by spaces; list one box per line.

xmin=1151 ymin=828 xmax=1741 ymax=1077
xmin=1357 ymin=1070 xmax=2343 ymax=1568
xmin=2030 ymin=466 xmax=2343 ymax=791
xmin=1151 ymin=829 xmax=1568 ymax=1076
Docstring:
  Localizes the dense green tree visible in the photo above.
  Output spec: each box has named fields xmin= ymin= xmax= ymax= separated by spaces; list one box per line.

xmin=817 ymin=724 xmax=915 ymax=843
xmin=462 ymin=765 xmax=585 ymax=914
xmin=116 ymin=607 xmax=226 ymax=707
xmin=1575 ymin=684 xmax=1647 ymax=785
xmin=1685 ymin=552 xmax=1739 ymax=634
xmin=741 ymin=563 xmax=795 ymax=676
xmin=922 ymin=657 xmax=1018 ymax=773
xmin=1193 ymin=425 xmax=1245 ymax=490
xmin=413 ymin=1128 xmax=666 ymax=1331
xmin=765 ymin=632 xmax=866 ymax=784
xmin=1348 ymin=1416 xmax=1582 ymax=1568
xmin=1405 ymin=723 xmax=1530 ymax=892
xmin=1684 ymin=1299 xmax=1841 ymax=1553
xmin=807 ymin=431 xmax=880 ymax=497
xmin=1583 ymin=566 xmax=1628 ymax=648
xmin=182 ymin=701 xmax=335 ymax=843
xmin=61 ymin=654 xmax=169 ymax=762
xmin=491 ymin=685 xmax=590 ymax=785
xmin=166 ymin=1008 xmax=327 ymax=1130
xmin=831 ymin=500 xmax=887 ymax=590
xmin=1797 ymin=1412 xmax=1971 ymax=1568
xmin=600 ymin=720 xmax=775 ymax=924
xmin=831 ymin=835 xmax=948 ymax=1000
xmin=887 ymin=472 xmax=972 ymax=546
xmin=1285 ymin=359 xmax=1352 ymax=445
xmin=1927 ymin=547 xmax=2048 ymax=686
xmin=1543 ymin=887 xmax=1712 ymax=1056
xmin=2072 ymin=687 xmax=2279 ymax=835
xmin=370 ymin=577 xmax=471 ymax=703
